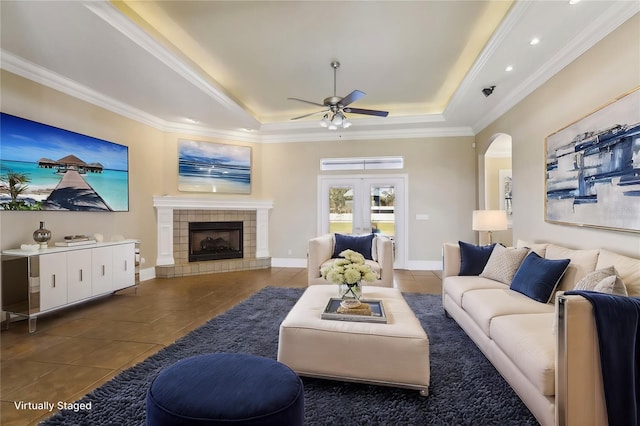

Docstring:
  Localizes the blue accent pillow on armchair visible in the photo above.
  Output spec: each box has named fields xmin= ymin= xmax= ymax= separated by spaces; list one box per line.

xmin=458 ymin=241 xmax=496 ymax=276
xmin=333 ymin=233 xmax=375 ymax=260
xmin=510 ymin=252 xmax=570 ymax=303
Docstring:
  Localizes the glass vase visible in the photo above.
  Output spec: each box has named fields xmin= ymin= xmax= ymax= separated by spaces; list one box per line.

xmin=338 ymin=281 xmax=362 ymax=308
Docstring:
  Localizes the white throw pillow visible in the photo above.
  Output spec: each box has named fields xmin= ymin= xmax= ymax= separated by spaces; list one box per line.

xmin=480 ymin=245 xmax=529 ymax=285
xmin=593 ymin=275 xmax=628 ymax=296
xmin=573 ymin=266 xmax=628 ymax=296
xmin=573 ymin=266 xmax=616 ymax=290
xmin=596 ymin=249 xmax=640 ymax=297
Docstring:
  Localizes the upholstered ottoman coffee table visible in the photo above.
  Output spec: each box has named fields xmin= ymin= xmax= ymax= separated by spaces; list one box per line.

xmin=277 ymin=285 xmax=430 ymax=395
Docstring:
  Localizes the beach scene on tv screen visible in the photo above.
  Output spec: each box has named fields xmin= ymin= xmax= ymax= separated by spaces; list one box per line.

xmin=0 ymin=113 xmax=129 ymax=211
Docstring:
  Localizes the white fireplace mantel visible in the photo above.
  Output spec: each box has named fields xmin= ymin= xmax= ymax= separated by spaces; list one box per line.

xmin=152 ymin=196 xmax=274 ymax=266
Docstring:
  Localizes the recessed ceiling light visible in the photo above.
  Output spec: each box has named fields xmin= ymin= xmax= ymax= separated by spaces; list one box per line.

xmin=530 ymin=37 xmax=540 ymax=46
xmin=569 ymin=0 xmax=581 ymax=5
xmin=505 ymin=65 xmax=514 ymax=72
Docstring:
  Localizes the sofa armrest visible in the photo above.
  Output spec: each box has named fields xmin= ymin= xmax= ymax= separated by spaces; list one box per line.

xmin=556 ymin=294 xmax=607 ymax=426
xmin=442 ymin=243 xmax=461 ymax=278
xmin=307 ymin=234 xmax=334 ymax=285
xmin=375 ymin=236 xmax=394 ymax=287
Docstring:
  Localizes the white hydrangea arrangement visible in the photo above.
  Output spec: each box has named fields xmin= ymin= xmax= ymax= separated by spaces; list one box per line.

xmin=321 ymin=249 xmax=378 ymax=284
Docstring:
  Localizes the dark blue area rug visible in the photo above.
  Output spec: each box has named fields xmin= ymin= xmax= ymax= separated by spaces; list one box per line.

xmin=43 ymin=287 xmax=537 ymax=425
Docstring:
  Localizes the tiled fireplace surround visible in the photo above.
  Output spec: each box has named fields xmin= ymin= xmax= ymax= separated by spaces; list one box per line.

xmin=153 ymin=197 xmax=273 ymax=278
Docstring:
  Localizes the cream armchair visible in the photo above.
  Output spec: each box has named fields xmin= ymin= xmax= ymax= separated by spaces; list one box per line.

xmin=307 ymin=234 xmax=394 ymax=287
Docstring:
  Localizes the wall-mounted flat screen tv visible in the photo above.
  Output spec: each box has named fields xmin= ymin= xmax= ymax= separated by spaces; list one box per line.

xmin=0 ymin=113 xmax=129 ymax=211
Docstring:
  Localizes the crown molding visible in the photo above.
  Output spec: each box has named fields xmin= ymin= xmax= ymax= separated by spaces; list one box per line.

xmin=1 ymin=49 xmax=470 ymax=144
xmin=258 ymin=125 xmax=474 ymax=144
xmin=0 ymin=49 xmax=169 ymax=129
xmin=444 ymin=0 xmax=534 ymax=118
xmin=160 ymin=122 xmax=259 ymax=143
xmin=84 ymin=1 xmax=260 ymax=130
xmin=8 ymin=2 xmax=633 ymax=144
xmin=471 ymin=1 xmax=640 ymax=133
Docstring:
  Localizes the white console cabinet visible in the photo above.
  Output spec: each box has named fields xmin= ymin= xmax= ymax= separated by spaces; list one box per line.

xmin=2 ymin=240 xmax=137 ymax=332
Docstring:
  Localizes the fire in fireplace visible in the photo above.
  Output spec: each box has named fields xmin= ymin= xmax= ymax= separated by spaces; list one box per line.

xmin=189 ymin=221 xmax=243 ymax=262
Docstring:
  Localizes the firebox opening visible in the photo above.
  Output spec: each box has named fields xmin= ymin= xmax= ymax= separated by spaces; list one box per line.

xmin=189 ymin=221 xmax=243 ymax=262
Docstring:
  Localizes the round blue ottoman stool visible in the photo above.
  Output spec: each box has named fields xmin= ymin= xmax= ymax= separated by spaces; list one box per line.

xmin=146 ymin=353 xmax=304 ymax=425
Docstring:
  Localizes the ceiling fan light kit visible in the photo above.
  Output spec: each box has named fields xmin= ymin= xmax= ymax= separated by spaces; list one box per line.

xmin=288 ymin=61 xmax=388 ymax=130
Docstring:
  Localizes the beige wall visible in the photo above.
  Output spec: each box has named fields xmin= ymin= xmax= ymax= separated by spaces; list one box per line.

xmin=485 ymin=156 xmax=511 ymax=211
xmin=2 ymin=14 xmax=638 ymax=270
xmin=260 ymin=137 xmax=477 ymax=263
xmin=1 ymin=70 xmax=476 ymax=268
xmin=476 ymin=15 xmax=640 ymax=258
xmin=0 ymin=70 xmax=164 ymax=267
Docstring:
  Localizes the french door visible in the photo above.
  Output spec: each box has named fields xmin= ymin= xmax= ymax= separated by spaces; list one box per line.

xmin=318 ymin=175 xmax=407 ymax=268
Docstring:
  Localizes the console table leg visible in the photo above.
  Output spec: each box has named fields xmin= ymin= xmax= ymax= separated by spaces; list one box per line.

xmin=1 ymin=313 xmax=9 ymax=330
xmin=29 ymin=317 xmax=37 ymax=333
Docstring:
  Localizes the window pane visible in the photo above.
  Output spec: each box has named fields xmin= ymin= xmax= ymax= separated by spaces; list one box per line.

xmin=328 ymin=186 xmax=353 ymax=234
xmin=370 ymin=185 xmax=395 ymax=236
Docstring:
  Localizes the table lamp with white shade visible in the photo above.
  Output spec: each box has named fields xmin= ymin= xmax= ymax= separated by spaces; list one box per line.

xmin=472 ymin=210 xmax=508 ymax=244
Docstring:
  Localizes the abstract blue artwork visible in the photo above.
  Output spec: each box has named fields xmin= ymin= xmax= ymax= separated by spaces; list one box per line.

xmin=545 ymin=88 xmax=640 ymax=232
xmin=178 ymin=139 xmax=251 ymax=194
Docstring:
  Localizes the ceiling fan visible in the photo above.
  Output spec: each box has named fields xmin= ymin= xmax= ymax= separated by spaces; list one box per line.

xmin=288 ymin=61 xmax=389 ymax=129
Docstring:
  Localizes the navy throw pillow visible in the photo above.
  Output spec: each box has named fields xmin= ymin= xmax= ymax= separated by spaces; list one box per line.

xmin=458 ymin=241 xmax=495 ymax=276
xmin=510 ymin=252 xmax=570 ymax=303
xmin=333 ymin=233 xmax=375 ymax=260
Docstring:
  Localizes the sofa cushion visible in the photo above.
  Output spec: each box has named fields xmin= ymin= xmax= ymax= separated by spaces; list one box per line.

xmin=461 ymin=288 xmax=554 ymax=335
xmin=545 ymin=244 xmax=599 ymax=292
xmin=443 ymin=275 xmax=508 ymax=306
xmin=458 ymin=241 xmax=495 ymax=276
xmin=574 ymin=266 xmax=628 ymax=296
xmin=510 ymin=252 xmax=570 ymax=303
xmin=516 ymin=240 xmax=549 ymax=258
xmin=480 ymin=245 xmax=529 ymax=285
xmin=596 ymin=249 xmax=640 ymax=297
xmin=490 ymin=313 xmax=556 ymax=396
xmin=332 ymin=233 xmax=375 ymax=260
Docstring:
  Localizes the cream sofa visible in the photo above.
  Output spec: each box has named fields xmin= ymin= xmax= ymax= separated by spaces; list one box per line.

xmin=442 ymin=241 xmax=640 ymax=426
xmin=307 ymin=233 xmax=394 ymax=287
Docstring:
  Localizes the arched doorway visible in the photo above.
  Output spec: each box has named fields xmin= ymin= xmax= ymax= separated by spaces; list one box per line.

xmin=480 ymin=133 xmax=513 ymax=244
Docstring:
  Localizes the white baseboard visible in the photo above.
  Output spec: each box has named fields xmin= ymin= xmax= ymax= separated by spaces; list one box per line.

xmin=138 ymin=267 xmax=156 ymax=281
xmin=271 ymin=258 xmax=308 ymax=268
xmin=404 ymin=260 xmax=443 ymax=271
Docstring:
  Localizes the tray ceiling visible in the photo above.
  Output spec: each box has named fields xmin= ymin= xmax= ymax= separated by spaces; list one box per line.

xmin=1 ymin=1 xmax=637 ymax=142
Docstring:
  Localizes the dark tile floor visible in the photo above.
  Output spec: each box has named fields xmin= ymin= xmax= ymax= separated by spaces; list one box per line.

xmin=1 ymin=267 xmax=442 ymax=425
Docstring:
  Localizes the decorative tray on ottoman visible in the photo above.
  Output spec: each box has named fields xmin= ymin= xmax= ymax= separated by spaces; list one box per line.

xmin=321 ymin=298 xmax=387 ymax=324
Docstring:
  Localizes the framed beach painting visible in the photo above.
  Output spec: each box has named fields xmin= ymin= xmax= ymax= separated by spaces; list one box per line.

xmin=545 ymin=88 xmax=640 ymax=232
xmin=0 ymin=113 xmax=129 ymax=211
xmin=178 ymin=139 xmax=251 ymax=194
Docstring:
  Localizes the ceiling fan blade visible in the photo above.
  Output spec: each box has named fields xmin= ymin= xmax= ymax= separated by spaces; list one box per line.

xmin=291 ymin=109 xmax=329 ymax=120
xmin=287 ymin=97 xmax=325 ymax=107
xmin=343 ymin=107 xmax=389 ymax=117
xmin=340 ymin=90 xmax=366 ymax=107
